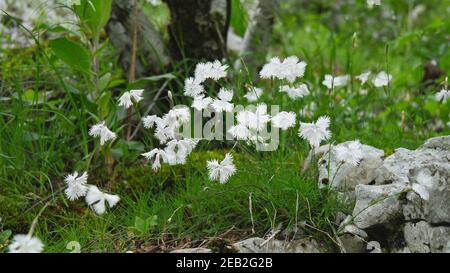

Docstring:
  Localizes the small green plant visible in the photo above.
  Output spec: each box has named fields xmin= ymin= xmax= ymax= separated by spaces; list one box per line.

xmin=129 ymin=215 xmax=158 ymax=237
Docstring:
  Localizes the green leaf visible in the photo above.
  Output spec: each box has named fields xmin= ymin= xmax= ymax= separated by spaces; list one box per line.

xmin=231 ymin=0 xmax=248 ymax=37
xmin=75 ymin=0 xmax=112 ymax=39
xmin=49 ymin=37 xmax=91 ymax=73
xmin=98 ymin=73 xmax=112 ymax=92
xmin=134 ymin=216 xmax=147 ymax=234
xmin=0 ymin=230 xmax=12 ymax=244
xmin=97 ymin=91 xmax=111 ymax=119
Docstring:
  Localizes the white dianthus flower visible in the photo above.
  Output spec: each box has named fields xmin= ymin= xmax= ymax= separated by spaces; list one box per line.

xmin=207 ymin=153 xmax=237 ymax=184
xmin=279 ymin=84 xmax=310 ymax=100
xmin=335 ymin=140 xmax=363 ymax=166
xmin=8 ymin=235 xmax=44 ymax=253
xmin=435 ymin=89 xmax=450 ymax=103
xmin=118 ymin=89 xmax=144 ymax=109
xmin=299 ymin=116 xmax=331 ymax=148
xmin=211 ymin=88 xmax=234 ymax=112
xmin=85 ymin=186 xmax=120 ymax=215
xmin=260 ymin=56 xmax=307 ymax=83
xmin=142 ymin=148 xmax=170 ymax=171
xmin=64 ymin=171 xmax=89 ymax=201
xmin=322 ymin=75 xmax=350 ymax=89
xmin=184 ymin=77 xmax=204 ymax=98
xmin=89 ymin=122 xmax=117 ymax=146
xmin=356 ymin=71 xmax=371 ymax=85
xmin=244 ymin=87 xmax=263 ymax=102
xmin=272 ymin=111 xmax=296 ymax=130
xmin=372 ymin=71 xmax=392 ymax=87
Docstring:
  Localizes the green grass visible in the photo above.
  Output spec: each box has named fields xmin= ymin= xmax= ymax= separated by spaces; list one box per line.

xmin=1 ymin=0 xmax=450 ymax=252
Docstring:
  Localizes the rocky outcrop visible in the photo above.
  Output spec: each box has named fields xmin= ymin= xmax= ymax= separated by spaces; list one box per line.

xmin=321 ymin=136 xmax=450 ymax=253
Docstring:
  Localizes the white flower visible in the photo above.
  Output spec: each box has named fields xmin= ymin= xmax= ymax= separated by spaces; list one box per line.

xmin=209 ymin=60 xmax=229 ymax=81
xmin=211 ymin=88 xmax=234 ymax=112
xmin=367 ymin=0 xmax=381 ymax=8
xmin=435 ymin=89 xmax=450 ymax=103
xmin=356 ymin=71 xmax=371 ymax=85
xmin=118 ymin=89 xmax=144 ymax=109
xmin=165 ymin=106 xmax=191 ymax=125
xmin=237 ymin=104 xmax=270 ymax=132
xmin=143 ymin=115 xmax=162 ymax=129
xmin=194 ymin=60 xmax=228 ymax=83
xmin=260 ymin=56 xmax=307 ymax=83
xmin=192 ymin=95 xmax=213 ymax=111
xmin=372 ymin=71 xmax=392 ymax=87
xmin=89 ymin=122 xmax=117 ymax=146
xmin=154 ymin=121 xmax=177 ymax=144
xmin=335 ymin=140 xmax=363 ymax=166
xmin=299 ymin=116 xmax=331 ymax=148
xmin=279 ymin=84 xmax=310 ymax=100
xmin=272 ymin=112 xmax=296 ymax=130
xmin=85 ymin=186 xmax=120 ymax=215
xmin=8 ymin=234 xmax=44 ymax=253
xmin=142 ymin=148 xmax=170 ymax=171
xmin=228 ymin=124 xmax=251 ymax=140
xmin=244 ymin=87 xmax=263 ymax=102
xmin=64 ymin=171 xmax=89 ymax=201
xmin=165 ymin=139 xmax=198 ymax=165
xmin=207 ymin=153 xmax=237 ymax=184
xmin=184 ymin=77 xmax=204 ymax=98
xmin=322 ymin=75 xmax=350 ymax=89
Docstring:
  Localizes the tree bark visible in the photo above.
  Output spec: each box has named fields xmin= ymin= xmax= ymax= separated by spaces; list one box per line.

xmin=106 ymin=0 xmax=170 ymax=78
xmin=164 ymin=0 xmax=230 ymax=63
xmin=236 ymin=0 xmax=280 ymax=78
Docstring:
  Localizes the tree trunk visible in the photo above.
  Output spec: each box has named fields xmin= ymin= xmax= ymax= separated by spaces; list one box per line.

xmin=164 ymin=0 xmax=230 ymax=63
xmin=236 ymin=0 xmax=280 ymax=79
xmin=106 ymin=0 xmax=170 ymax=79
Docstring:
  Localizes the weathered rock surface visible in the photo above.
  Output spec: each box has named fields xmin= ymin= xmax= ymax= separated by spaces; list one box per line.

xmin=352 ymin=183 xmax=407 ymax=229
xmin=329 ymin=136 xmax=450 ymax=253
xmin=317 ymin=142 xmax=385 ymax=191
xmin=232 ymin=237 xmax=325 ymax=253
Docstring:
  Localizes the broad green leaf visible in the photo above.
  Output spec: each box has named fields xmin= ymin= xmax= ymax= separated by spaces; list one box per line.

xmin=49 ymin=37 xmax=91 ymax=73
xmin=97 ymin=91 xmax=111 ymax=119
xmin=75 ymin=0 xmax=112 ymax=39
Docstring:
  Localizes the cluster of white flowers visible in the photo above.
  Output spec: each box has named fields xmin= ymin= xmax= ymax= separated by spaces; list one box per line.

xmin=142 ymin=106 xmax=198 ymax=171
xmin=184 ymin=60 xmax=231 ymax=112
xmin=259 ymin=56 xmax=310 ymax=101
xmin=229 ymin=104 xmax=296 ymax=144
xmin=322 ymin=75 xmax=350 ymax=89
xmin=280 ymin=84 xmax=310 ymax=100
xmin=322 ymin=71 xmax=392 ymax=91
xmin=260 ymin=56 xmax=307 ymax=83
xmin=356 ymin=71 xmax=392 ymax=87
xmin=64 ymin=172 xmax=120 ymax=215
